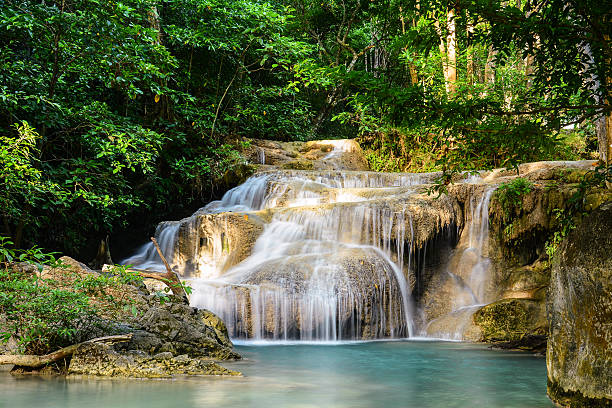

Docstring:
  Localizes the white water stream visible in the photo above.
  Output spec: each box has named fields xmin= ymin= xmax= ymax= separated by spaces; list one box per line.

xmin=123 ymin=144 xmax=497 ymax=341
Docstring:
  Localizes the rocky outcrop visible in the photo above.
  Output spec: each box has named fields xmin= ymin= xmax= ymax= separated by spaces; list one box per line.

xmin=174 ymin=211 xmax=267 ymax=277
xmin=474 ymin=298 xmax=547 ymax=342
xmin=242 ymin=138 xmax=370 ymax=171
xmin=421 ymin=161 xmax=608 ymax=346
xmin=68 ymin=343 xmax=239 ymax=378
xmin=224 ymin=246 xmax=410 ymax=339
xmin=122 ymin=296 xmax=239 ymax=360
xmin=547 ymin=202 xmax=612 ymax=407
xmin=2 ymin=257 xmax=241 ymax=377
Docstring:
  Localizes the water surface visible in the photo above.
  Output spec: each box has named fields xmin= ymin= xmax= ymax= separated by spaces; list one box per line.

xmin=0 ymin=341 xmax=552 ymax=408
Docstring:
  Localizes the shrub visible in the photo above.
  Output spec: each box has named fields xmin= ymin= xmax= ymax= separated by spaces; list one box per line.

xmin=0 ymin=236 xmax=143 ymax=354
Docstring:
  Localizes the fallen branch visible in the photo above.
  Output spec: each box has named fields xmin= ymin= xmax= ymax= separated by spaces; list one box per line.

xmin=0 ymin=334 xmax=133 ymax=368
xmin=129 ymin=237 xmax=188 ymax=302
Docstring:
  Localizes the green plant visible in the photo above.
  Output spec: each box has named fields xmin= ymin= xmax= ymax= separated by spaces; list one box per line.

xmin=0 ymin=239 xmax=95 ymax=353
xmin=544 ymin=164 xmax=612 ymax=260
xmin=0 ymin=237 xmax=150 ymax=354
xmin=495 ymin=178 xmax=534 ymax=223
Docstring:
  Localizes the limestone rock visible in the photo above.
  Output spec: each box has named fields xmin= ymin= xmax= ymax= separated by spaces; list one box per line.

xmin=547 ymin=202 xmax=612 ymax=407
xmin=68 ymin=343 xmax=240 ymax=378
xmin=474 ymin=298 xmax=546 ymax=342
xmin=124 ymin=297 xmax=240 ymax=360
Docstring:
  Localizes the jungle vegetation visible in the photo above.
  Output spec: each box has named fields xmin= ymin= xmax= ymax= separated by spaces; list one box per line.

xmin=1 ymin=0 xmax=610 ymax=257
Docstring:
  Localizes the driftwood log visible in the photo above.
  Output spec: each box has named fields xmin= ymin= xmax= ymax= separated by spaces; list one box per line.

xmin=0 ymin=334 xmax=133 ymax=368
xmin=128 ymin=237 xmax=188 ymax=302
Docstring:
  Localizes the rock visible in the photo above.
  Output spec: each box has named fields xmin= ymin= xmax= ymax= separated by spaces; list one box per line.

xmin=547 ymin=202 xmax=612 ymax=407
xmin=173 ymin=211 xmax=266 ymax=277
xmin=201 ymin=310 xmax=233 ymax=348
xmin=242 ymin=138 xmax=370 ymax=171
xmin=153 ymin=352 xmax=173 ymax=361
xmin=201 ymin=246 xmax=413 ymax=339
xmin=221 ymin=163 xmax=258 ymax=187
xmin=68 ymin=343 xmax=240 ymax=378
xmin=125 ymin=297 xmax=241 ymax=361
xmin=474 ymin=298 xmax=546 ymax=342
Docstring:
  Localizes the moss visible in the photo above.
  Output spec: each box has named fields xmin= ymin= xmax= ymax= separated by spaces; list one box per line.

xmin=584 ymin=189 xmax=612 ymax=212
xmin=474 ymin=299 xmax=533 ymax=342
xmin=281 ymin=160 xmax=314 ymax=170
xmin=221 ymin=164 xmax=257 ymax=187
xmin=548 ymin=380 xmax=612 ymax=408
xmin=552 ymin=168 xmax=590 ymax=184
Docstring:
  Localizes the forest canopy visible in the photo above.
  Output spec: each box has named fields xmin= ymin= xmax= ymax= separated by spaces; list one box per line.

xmin=1 ymin=0 xmax=610 ymax=256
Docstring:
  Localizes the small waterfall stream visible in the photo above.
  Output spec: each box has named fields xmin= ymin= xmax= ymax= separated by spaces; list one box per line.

xmin=423 ymin=187 xmax=496 ymax=340
xmin=123 ymin=142 xmax=499 ymax=342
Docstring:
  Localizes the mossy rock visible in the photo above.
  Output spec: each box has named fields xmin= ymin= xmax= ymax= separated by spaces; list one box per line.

xmin=281 ymin=160 xmax=314 ymax=170
xmin=547 ymin=202 xmax=612 ymax=406
xmin=474 ymin=298 xmax=545 ymax=342
xmin=552 ymin=168 xmax=590 ymax=183
xmin=221 ymin=164 xmax=258 ymax=187
xmin=584 ymin=189 xmax=612 ymax=212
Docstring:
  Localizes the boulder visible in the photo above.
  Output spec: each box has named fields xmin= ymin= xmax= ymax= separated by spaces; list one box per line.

xmin=474 ymin=298 xmax=546 ymax=342
xmin=547 ymin=202 xmax=612 ymax=407
xmin=121 ymin=296 xmax=240 ymax=361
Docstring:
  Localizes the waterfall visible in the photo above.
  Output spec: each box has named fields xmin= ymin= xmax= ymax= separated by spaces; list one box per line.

xmin=122 ymin=141 xmax=496 ymax=342
xmin=188 ymin=176 xmax=421 ymax=340
xmin=423 ymin=187 xmax=496 ymax=340
xmin=122 ymin=222 xmax=180 ymax=272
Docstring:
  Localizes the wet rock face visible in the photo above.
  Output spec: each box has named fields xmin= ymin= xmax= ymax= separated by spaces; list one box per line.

xmin=174 ymin=212 xmax=266 ymax=278
xmin=68 ymin=343 xmax=240 ymax=378
xmin=547 ymin=203 xmax=612 ymax=407
xmin=221 ymin=247 xmax=411 ymax=340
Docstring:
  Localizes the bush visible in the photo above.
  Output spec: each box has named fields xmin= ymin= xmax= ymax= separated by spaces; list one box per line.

xmin=495 ymin=178 xmax=534 ymax=219
xmin=0 ymin=237 xmax=143 ymax=354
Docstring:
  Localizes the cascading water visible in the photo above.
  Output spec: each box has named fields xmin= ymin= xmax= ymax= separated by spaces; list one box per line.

xmin=122 ymin=141 xmax=497 ymax=342
xmin=186 ymin=172 xmax=422 ymax=340
xmin=423 ymin=187 xmax=496 ymax=340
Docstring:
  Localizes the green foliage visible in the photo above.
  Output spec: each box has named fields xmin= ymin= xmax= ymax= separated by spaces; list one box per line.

xmin=0 ymin=237 xmax=148 ymax=354
xmin=0 ymin=237 xmax=91 ymax=353
xmin=544 ymin=164 xmax=612 ymax=260
xmin=0 ymin=0 xmax=313 ymax=254
xmin=494 ymin=178 xmax=534 ymax=228
xmin=0 ymin=0 xmax=607 ymax=258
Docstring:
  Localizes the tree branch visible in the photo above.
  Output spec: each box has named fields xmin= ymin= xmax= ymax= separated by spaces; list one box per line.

xmin=0 ymin=334 xmax=133 ymax=368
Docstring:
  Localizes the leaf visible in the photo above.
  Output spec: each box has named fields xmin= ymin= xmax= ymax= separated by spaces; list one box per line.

xmin=154 ymin=94 xmax=160 ymax=103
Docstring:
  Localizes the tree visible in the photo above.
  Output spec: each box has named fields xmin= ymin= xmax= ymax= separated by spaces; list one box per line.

xmin=468 ymin=0 xmax=611 ymax=164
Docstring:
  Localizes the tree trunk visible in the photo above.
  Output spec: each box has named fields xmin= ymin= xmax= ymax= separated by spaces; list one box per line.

xmin=434 ymin=7 xmax=457 ymax=97
xmin=434 ymin=18 xmax=449 ymax=93
xmin=91 ymin=236 xmax=113 ymax=270
xmin=0 ymin=334 xmax=132 ymax=368
xmin=312 ymin=88 xmax=340 ymax=133
xmin=400 ymin=7 xmax=419 ymax=86
xmin=484 ymin=45 xmax=497 ymax=85
xmin=599 ymin=104 xmax=612 ymax=166
xmin=466 ymin=14 xmax=475 ymax=87
xmin=580 ymin=36 xmax=611 ymax=166
xmin=603 ymin=34 xmax=612 ymax=167
xmin=129 ymin=237 xmax=188 ymax=302
xmin=446 ymin=7 xmax=457 ymax=95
